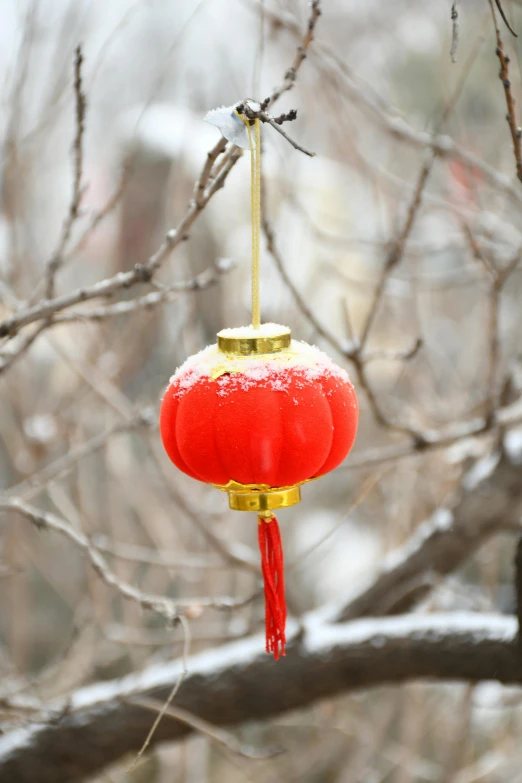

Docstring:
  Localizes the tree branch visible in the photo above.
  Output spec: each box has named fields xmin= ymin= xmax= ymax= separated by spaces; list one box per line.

xmin=489 ymin=0 xmax=522 ymax=183
xmin=0 ymin=498 xmax=255 ymax=623
xmin=2 ymin=444 xmax=522 ymax=780
xmin=0 ymin=0 xmax=321 ymax=344
xmin=0 ymin=613 xmax=518 ymax=783
xmin=330 ymin=450 xmax=522 ymax=623
xmin=451 ymin=1 xmax=460 ymax=63
xmin=259 ymin=4 xmax=522 ymax=205
xmin=45 ymin=44 xmax=87 ymax=300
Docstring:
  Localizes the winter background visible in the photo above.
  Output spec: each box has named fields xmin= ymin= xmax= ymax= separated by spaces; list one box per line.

xmin=2 ymin=0 xmax=522 ymax=781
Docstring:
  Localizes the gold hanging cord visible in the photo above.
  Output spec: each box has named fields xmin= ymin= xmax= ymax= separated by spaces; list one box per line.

xmin=235 ymin=109 xmax=262 ymax=330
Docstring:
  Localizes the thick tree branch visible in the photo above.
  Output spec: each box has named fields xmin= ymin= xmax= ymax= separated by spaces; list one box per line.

xmin=0 ymin=613 xmax=518 ymax=783
xmin=331 ymin=450 xmax=522 ymax=623
xmin=2 ymin=442 xmax=522 ymax=781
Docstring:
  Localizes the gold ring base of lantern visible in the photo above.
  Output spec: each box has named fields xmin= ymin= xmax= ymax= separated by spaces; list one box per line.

xmin=217 ymin=328 xmax=291 ymax=356
xmin=214 ymin=480 xmax=301 ymax=512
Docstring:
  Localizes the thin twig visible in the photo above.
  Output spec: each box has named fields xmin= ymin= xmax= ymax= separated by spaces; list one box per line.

xmin=195 ymin=137 xmax=227 ymax=208
xmin=262 ymin=213 xmax=424 ymax=442
xmin=0 ymin=498 xmax=255 ymax=619
xmin=461 ymin=223 xmax=500 ymax=419
xmin=0 ymin=497 xmax=180 ymax=623
xmin=495 ymin=0 xmax=518 ymax=37
xmin=50 ymin=260 xmax=234 ymax=324
xmin=258 ymin=4 xmax=522 ymax=206
xmin=7 ymin=409 xmax=155 ymax=499
xmin=363 ymin=339 xmax=423 ymax=364
xmin=489 ymin=0 xmax=522 ymax=183
xmin=46 ymin=45 xmax=87 ymax=299
xmin=262 ymin=215 xmax=348 ymax=354
xmin=359 ymin=159 xmax=432 ymax=348
xmin=130 ymin=696 xmax=281 ymax=760
xmin=259 ymin=109 xmax=315 ymax=156
xmin=145 ymin=436 xmax=261 ymax=573
xmin=128 ymin=616 xmax=191 ymax=771
xmin=316 ymin=32 xmax=522 ymax=205
xmin=345 ymin=157 xmax=431 ymax=441
xmin=288 ymin=472 xmax=383 ymax=571
xmin=264 ymin=207 xmax=522 ymax=457
xmin=451 ymin=1 xmax=460 ymax=63
xmin=63 ymin=162 xmax=130 ymax=262
xmin=105 ymin=624 xmax=245 ymax=647
xmin=92 ymin=536 xmax=229 ymax=570
xmin=485 ymin=287 xmax=501 ymax=422
xmin=267 ymin=0 xmax=322 ymax=105
xmin=0 ymin=207 xmax=215 ymax=338
xmin=461 ymin=221 xmax=515 ymax=420
xmin=265 ymin=151 xmax=428 ymax=441
xmin=0 ymin=321 xmax=49 ymax=373
xmin=238 ymin=101 xmax=315 ymax=156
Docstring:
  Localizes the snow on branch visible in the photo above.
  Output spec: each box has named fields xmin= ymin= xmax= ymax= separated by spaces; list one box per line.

xmin=0 ymin=613 xmax=518 ymax=783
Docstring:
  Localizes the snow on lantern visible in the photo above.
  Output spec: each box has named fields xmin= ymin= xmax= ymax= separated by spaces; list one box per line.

xmin=159 ymin=105 xmax=359 ymax=660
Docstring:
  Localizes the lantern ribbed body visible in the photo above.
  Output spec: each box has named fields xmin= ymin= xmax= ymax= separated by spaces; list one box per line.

xmin=159 ymin=340 xmax=358 ymax=489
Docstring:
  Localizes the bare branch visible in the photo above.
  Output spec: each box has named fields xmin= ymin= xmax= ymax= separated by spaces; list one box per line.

xmin=0 ymin=321 xmax=48 ymax=373
xmin=330 ymin=450 xmax=522 ymax=623
xmin=0 ymin=0 xmax=323 ymax=345
xmin=195 ymin=137 xmax=227 ymax=208
xmin=315 ymin=37 xmax=522 ymax=205
xmin=359 ymin=160 xmax=432 ymax=347
xmin=46 ymin=45 xmax=87 ymax=299
xmin=0 ymin=498 xmax=257 ymax=622
xmin=7 ymin=409 xmax=155 ymax=499
xmin=495 ymin=0 xmax=518 ymax=37
xmin=63 ymin=160 xmax=130 ymax=262
xmin=263 ymin=215 xmax=344 ymax=355
xmin=363 ymin=338 xmax=423 ymax=364
xmin=129 ymin=697 xmax=281 ymax=760
xmin=0 ymin=613 xmax=518 ymax=783
xmin=262 ymin=213 xmax=424 ymax=442
xmin=0 ymin=219 xmax=219 ymax=339
xmin=237 ymin=101 xmax=315 ymax=156
xmin=489 ymin=0 xmax=522 ymax=183
xmin=451 ymin=1 xmax=460 ymax=63
xmin=91 ymin=536 xmax=230 ymax=570
xmin=259 ymin=109 xmax=315 ymax=156
xmin=259 ymin=4 xmax=522 ymax=205
xmin=50 ymin=260 xmax=234 ymax=325
xmin=128 ymin=616 xmax=190 ymax=771
xmin=268 ymin=0 xmax=322 ymax=105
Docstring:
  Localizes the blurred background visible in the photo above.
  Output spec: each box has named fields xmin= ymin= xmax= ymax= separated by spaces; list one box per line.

xmin=2 ymin=0 xmax=522 ymax=780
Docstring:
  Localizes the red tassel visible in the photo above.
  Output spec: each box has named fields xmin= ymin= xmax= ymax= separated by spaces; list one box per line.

xmin=257 ymin=513 xmax=286 ymax=660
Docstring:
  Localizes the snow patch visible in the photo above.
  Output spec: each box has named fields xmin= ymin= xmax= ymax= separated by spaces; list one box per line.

xmin=168 ymin=339 xmax=351 ymax=397
xmin=504 ymin=425 xmax=522 ymax=464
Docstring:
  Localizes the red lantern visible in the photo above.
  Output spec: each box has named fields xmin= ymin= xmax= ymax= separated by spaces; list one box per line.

xmin=160 ymin=323 xmax=358 ymax=659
